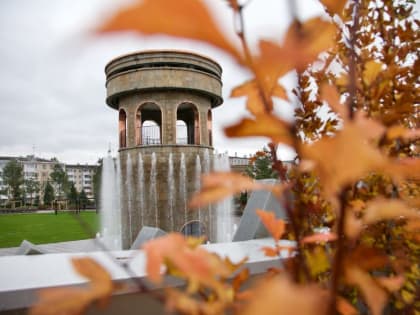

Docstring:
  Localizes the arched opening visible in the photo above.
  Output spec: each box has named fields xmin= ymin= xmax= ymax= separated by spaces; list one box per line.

xmin=176 ymin=120 xmax=188 ymax=144
xmin=135 ymin=103 xmax=162 ymax=145
xmin=180 ymin=220 xmax=206 ymax=237
xmin=207 ymin=110 xmax=213 ymax=146
xmin=119 ymin=109 xmax=127 ymax=148
xmin=176 ymin=103 xmax=200 ymax=145
xmin=142 ymin=120 xmax=161 ymax=144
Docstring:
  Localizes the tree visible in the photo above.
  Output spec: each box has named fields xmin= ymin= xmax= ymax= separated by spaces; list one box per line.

xmin=31 ymin=1 xmax=419 ymax=315
xmin=2 ymin=159 xmax=24 ymax=200
xmin=50 ymin=163 xmax=69 ymax=199
xmin=246 ymin=147 xmax=278 ymax=180
xmin=79 ymin=189 xmax=88 ymax=210
xmin=43 ymin=181 xmax=54 ymax=207
xmin=24 ymin=178 xmax=40 ymax=206
xmin=67 ymin=182 xmax=78 ymax=209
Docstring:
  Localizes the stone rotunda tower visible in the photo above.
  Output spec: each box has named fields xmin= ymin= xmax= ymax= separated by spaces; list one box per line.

xmin=105 ymin=50 xmax=223 ymax=249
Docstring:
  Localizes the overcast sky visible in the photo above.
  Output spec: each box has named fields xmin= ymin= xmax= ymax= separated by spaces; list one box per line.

xmin=3 ymin=0 xmax=413 ymax=164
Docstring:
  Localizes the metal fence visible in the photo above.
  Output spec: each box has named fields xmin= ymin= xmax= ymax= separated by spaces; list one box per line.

xmin=141 ymin=124 xmax=189 ymax=144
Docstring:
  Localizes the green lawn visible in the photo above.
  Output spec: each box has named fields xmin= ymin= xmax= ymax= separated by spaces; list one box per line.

xmin=0 ymin=212 xmax=99 ymax=248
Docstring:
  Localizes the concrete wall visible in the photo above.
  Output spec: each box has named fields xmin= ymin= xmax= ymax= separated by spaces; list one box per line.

xmin=119 ymin=146 xmax=214 ymax=248
xmin=0 ymin=238 xmax=295 ymax=315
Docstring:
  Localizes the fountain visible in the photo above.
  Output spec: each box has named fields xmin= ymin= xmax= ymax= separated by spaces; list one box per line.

xmin=195 ymin=154 xmax=202 ymax=222
xmin=137 ymin=153 xmax=145 ymax=226
xmin=150 ymin=152 xmax=158 ymax=227
xmin=100 ymin=155 xmax=122 ymax=250
xmin=104 ymin=50 xmax=228 ymax=248
xmin=179 ymin=153 xmax=187 ymax=223
xmin=213 ymin=153 xmax=235 ymax=242
xmin=168 ymin=153 xmax=175 ymax=230
xmin=126 ymin=154 xmax=133 ymax=244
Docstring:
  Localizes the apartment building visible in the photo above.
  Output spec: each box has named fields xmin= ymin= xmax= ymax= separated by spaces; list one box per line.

xmin=65 ymin=164 xmax=96 ymax=199
xmin=229 ymin=155 xmax=250 ymax=173
xmin=0 ymin=155 xmax=97 ymax=205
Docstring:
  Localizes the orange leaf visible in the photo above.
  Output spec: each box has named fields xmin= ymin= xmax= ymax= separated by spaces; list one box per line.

xmin=224 ymin=115 xmax=293 ymax=146
xmin=72 ymin=258 xmax=113 ymax=307
xmin=189 ymin=172 xmax=267 ymax=208
xmin=98 ymin=0 xmax=243 ymax=63
xmin=345 ymin=265 xmax=388 ymax=315
xmin=387 ymin=126 xmax=420 ymax=140
xmin=362 ymin=198 xmax=420 ymax=225
xmin=242 ymin=275 xmax=328 ymax=315
xmin=321 ymin=84 xmax=348 ymax=119
xmin=142 ymin=233 xmax=230 ymax=289
xmin=225 ymin=0 xmax=240 ymax=11
xmin=301 ymin=232 xmax=337 ymax=244
xmin=347 ymin=246 xmax=390 ymax=271
xmin=281 ymin=18 xmax=336 ymax=71
xmin=254 ymin=40 xmax=294 ymax=99
xmin=30 ymin=258 xmax=113 ymax=315
xmin=256 ymin=210 xmax=286 ymax=241
xmin=337 ymin=296 xmax=359 ymax=315
xmin=232 ymin=268 xmax=250 ymax=292
xmin=300 ymin=122 xmax=388 ymax=197
xmin=143 ymin=233 xmax=186 ymax=283
xmin=377 ymin=275 xmax=405 ymax=292
xmin=261 ymin=246 xmax=280 ymax=257
xmin=363 ymin=60 xmax=383 ymax=86
xmin=319 ymin=0 xmax=348 ymax=18
xmin=231 ymin=80 xmax=268 ymax=116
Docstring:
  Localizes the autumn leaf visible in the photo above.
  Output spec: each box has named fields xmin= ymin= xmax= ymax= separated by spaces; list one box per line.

xmin=98 ymin=0 xmax=243 ymax=63
xmin=345 ymin=265 xmax=388 ymax=315
xmin=225 ymin=115 xmax=293 ymax=146
xmin=386 ymin=125 xmax=420 ymax=140
xmin=377 ymin=275 xmax=405 ymax=292
xmin=282 ymin=17 xmax=337 ymax=71
xmin=189 ymin=172 xmax=268 ymax=208
xmin=301 ymin=232 xmax=337 ymax=244
xmin=225 ymin=0 xmax=240 ymax=11
xmin=231 ymin=80 xmax=269 ymax=116
xmin=261 ymin=246 xmax=279 ymax=257
xmin=337 ymin=296 xmax=359 ymax=315
xmin=232 ymin=268 xmax=250 ymax=292
xmin=142 ymin=233 xmax=231 ymax=294
xmin=300 ymin=123 xmax=388 ymax=197
xmin=347 ymin=246 xmax=390 ymax=271
xmin=142 ymin=233 xmax=186 ymax=283
xmin=30 ymin=258 xmax=113 ymax=315
xmin=363 ymin=60 xmax=384 ymax=86
xmin=319 ymin=0 xmax=348 ymax=18
xmin=241 ymin=275 xmax=328 ymax=315
xmin=321 ymin=83 xmax=348 ymax=119
xmin=72 ymin=257 xmax=113 ymax=300
xmin=256 ymin=210 xmax=286 ymax=241
xmin=362 ymin=198 xmax=420 ymax=225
